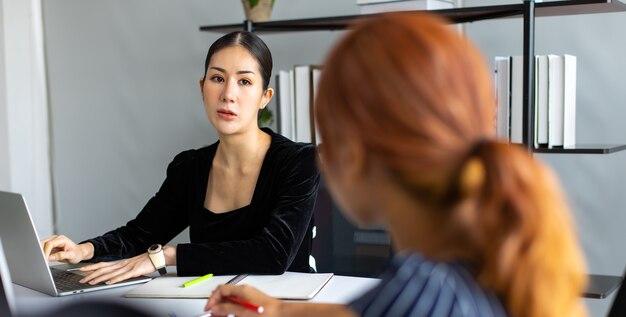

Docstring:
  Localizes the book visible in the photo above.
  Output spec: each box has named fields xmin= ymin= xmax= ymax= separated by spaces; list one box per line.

xmin=356 ymin=0 xmax=398 ymax=4
xmin=509 ymin=55 xmax=523 ymax=144
xmin=294 ymin=65 xmax=312 ymax=143
xmin=289 ymin=69 xmax=296 ymax=139
xmin=563 ymin=54 xmax=577 ymax=148
xmin=359 ymin=0 xmax=454 ymax=14
xmin=495 ymin=54 xmax=576 ymax=147
xmin=548 ymin=54 xmax=564 ymax=148
xmin=494 ymin=56 xmax=511 ymax=140
xmin=276 ymin=70 xmax=295 ymax=140
xmin=535 ymin=55 xmax=549 ymax=147
xmin=310 ymin=66 xmax=323 ymax=145
xmin=125 ymin=272 xmax=334 ymax=300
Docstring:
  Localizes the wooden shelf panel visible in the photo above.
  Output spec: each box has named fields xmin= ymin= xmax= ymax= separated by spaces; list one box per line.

xmin=199 ymin=0 xmax=626 ymax=33
xmin=533 ymin=144 xmax=626 ymax=154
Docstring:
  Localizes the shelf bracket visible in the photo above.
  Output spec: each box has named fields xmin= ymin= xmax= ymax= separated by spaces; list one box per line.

xmin=244 ymin=20 xmax=254 ymax=32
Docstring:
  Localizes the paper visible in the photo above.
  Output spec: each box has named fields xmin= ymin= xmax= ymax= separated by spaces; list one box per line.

xmin=125 ymin=275 xmax=235 ymax=298
xmin=124 ymin=272 xmax=334 ymax=300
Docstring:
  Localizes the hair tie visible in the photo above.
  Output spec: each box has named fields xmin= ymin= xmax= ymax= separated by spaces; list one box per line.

xmin=468 ymin=138 xmax=490 ymax=159
xmin=440 ymin=138 xmax=490 ymax=205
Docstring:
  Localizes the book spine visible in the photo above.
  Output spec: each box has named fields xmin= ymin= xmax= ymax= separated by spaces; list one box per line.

xmin=294 ymin=65 xmax=312 ymax=143
xmin=494 ymin=56 xmax=511 ymax=141
xmin=563 ymin=54 xmax=577 ymax=148
xmin=510 ymin=56 xmax=524 ymax=144
xmin=548 ymin=54 xmax=565 ymax=148
xmin=536 ymin=55 xmax=549 ymax=146
xmin=309 ymin=67 xmax=323 ymax=145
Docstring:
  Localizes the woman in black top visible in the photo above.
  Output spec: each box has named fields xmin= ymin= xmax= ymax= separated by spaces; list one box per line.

xmin=41 ymin=31 xmax=320 ymax=284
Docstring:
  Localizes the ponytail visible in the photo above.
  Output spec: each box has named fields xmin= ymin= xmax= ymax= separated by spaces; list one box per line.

xmin=455 ymin=142 xmax=587 ymax=317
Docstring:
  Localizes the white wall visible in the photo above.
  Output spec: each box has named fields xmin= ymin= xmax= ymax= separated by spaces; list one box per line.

xmin=0 ymin=0 xmax=53 ymax=238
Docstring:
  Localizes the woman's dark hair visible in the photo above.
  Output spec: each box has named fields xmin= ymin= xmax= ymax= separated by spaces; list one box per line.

xmin=203 ymin=31 xmax=273 ymax=90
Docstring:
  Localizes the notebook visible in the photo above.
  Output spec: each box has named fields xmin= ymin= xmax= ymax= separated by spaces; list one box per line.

xmin=125 ymin=272 xmax=334 ymax=300
xmin=0 ymin=236 xmax=16 ymax=317
xmin=0 ymin=191 xmax=152 ymax=296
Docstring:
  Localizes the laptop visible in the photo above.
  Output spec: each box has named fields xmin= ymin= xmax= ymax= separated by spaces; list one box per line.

xmin=0 ymin=236 xmax=16 ymax=316
xmin=0 ymin=191 xmax=152 ymax=296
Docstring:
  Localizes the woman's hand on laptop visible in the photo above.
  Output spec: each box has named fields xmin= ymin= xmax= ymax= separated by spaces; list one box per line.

xmin=41 ymin=235 xmax=94 ymax=264
xmin=78 ymin=246 xmax=174 ymax=285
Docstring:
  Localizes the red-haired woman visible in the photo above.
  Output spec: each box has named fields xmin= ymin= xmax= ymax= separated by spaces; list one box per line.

xmin=205 ymin=12 xmax=588 ymax=317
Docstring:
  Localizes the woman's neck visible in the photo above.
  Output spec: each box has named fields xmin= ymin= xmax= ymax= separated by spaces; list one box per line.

xmin=215 ymin=128 xmax=271 ymax=172
xmin=380 ymin=187 xmax=435 ymax=253
xmin=371 ymin=169 xmax=459 ymax=259
xmin=364 ymin=167 xmax=433 ymax=253
xmin=380 ymin=178 xmax=475 ymax=262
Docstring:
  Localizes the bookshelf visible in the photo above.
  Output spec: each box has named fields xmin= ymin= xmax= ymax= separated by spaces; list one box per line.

xmin=200 ymin=0 xmax=626 ymax=296
xmin=199 ymin=1 xmax=626 ymax=33
xmin=200 ymin=0 xmax=626 ymax=154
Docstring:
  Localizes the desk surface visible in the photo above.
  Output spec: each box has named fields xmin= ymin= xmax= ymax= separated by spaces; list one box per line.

xmin=13 ymin=275 xmax=379 ymax=317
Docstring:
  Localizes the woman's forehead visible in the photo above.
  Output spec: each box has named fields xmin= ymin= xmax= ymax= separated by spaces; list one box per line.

xmin=208 ymin=46 xmax=259 ymax=72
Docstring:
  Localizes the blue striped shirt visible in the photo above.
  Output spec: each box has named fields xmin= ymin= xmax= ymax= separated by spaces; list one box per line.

xmin=349 ymin=253 xmax=508 ymax=317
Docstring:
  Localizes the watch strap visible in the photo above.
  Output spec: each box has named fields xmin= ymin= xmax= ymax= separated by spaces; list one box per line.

xmin=147 ymin=244 xmax=167 ymax=275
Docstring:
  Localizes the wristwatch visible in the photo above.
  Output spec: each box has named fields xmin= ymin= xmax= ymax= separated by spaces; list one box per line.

xmin=147 ymin=244 xmax=167 ymax=275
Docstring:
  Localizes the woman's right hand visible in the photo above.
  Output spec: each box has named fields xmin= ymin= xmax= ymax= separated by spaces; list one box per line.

xmin=205 ymin=284 xmax=282 ymax=317
xmin=41 ymin=235 xmax=93 ymax=264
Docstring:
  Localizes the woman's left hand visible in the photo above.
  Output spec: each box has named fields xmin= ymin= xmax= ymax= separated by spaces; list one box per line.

xmin=77 ymin=253 xmax=156 ymax=285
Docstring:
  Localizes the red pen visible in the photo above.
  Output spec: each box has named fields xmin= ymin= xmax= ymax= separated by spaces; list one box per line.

xmin=225 ymin=295 xmax=265 ymax=314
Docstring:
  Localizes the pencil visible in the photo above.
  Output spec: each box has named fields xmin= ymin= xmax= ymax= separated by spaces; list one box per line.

xmin=225 ymin=295 xmax=264 ymax=314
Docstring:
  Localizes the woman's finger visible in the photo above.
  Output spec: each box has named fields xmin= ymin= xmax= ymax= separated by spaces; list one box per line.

xmin=80 ymin=261 xmax=125 ymax=284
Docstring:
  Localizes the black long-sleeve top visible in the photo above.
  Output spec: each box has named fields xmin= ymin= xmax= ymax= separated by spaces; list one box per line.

xmin=84 ymin=128 xmax=320 ymax=276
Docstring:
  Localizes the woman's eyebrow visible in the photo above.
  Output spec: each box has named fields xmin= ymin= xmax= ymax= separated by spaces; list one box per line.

xmin=209 ymin=66 xmax=256 ymax=75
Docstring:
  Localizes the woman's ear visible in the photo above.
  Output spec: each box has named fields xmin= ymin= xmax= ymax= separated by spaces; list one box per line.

xmin=341 ymin=139 xmax=368 ymax=185
xmin=260 ymin=88 xmax=274 ymax=109
xmin=199 ymin=79 xmax=205 ymax=99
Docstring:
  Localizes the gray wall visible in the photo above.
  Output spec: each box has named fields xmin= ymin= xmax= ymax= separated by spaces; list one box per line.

xmin=0 ymin=0 xmax=8 ymax=190
xmin=43 ymin=1 xmax=626 ymax=315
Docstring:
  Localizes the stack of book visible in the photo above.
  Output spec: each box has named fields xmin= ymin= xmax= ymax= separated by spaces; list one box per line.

xmin=275 ymin=65 xmax=322 ymax=144
xmin=356 ymin=0 xmax=455 ymax=15
xmin=494 ymin=54 xmax=577 ymax=148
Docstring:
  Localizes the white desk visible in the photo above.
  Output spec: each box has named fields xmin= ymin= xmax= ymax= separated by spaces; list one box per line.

xmin=13 ymin=275 xmax=379 ymax=317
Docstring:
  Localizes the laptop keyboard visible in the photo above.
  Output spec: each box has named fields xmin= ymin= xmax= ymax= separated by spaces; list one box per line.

xmin=51 ymin=268 xmax=101 ymax=292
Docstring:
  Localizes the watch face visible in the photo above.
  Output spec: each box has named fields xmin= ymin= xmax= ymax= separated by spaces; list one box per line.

xmin=148 ymin=244 xmax=161 ymax=253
